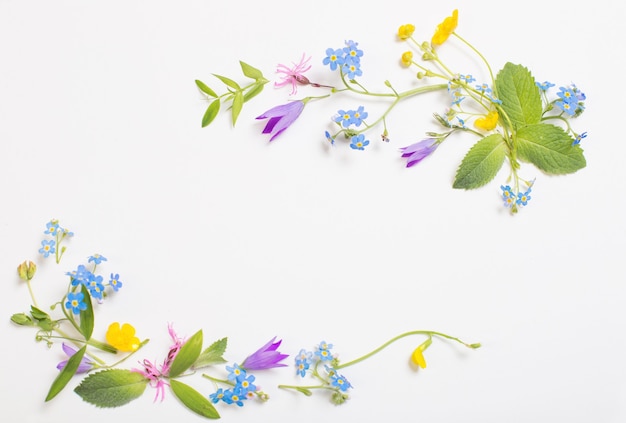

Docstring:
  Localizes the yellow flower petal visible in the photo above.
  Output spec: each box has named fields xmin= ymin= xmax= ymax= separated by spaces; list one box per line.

xmin=411 ymin=347 xmax=427 ymax=369
xmin=106 ymin=322 xmax=140 ymax=352
xmin=397 ymin=24 xmax=415 ymax=40
xmin=431 ymin=9 xmax=459 ymax=46
xmin=474 ymin=110 xmax=499 ymax=131
xmin=401 ymin=51 xmax=413 ymax=67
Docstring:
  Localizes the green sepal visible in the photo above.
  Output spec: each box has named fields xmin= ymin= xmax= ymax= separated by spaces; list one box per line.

xmin=170 ymin=379 xmax=220 ymax=419
xmin=46 ymin=344 xmax=87 ymax=401
xmin=202 ymin=99 xmax=221 ymax=128
xmin=453 ymin=134 xmax=507 ymax=189
xmin=78 ymin=284 xmax=94 ymax=340
xmin=294 ymin=387 xmax=313 ymax=396
xmin=30 ymin=305 xmax=50 ymax=321
xmin=231 ymin=91 xmax=244 ymax=126
xmin=192 ymin=337 xmax=228 ymax=369
xmin=195 ymin=79 xmax=218 ymax=97
xmin=516 ymin=123 xmax=586 ymax=174
xmin=169 ymin=329 xmax=203 ymax=378
xmin=11 ymin=312 xmax=34 ymax=326
xmin=239 ymin=60 xmax=264 ymax=81
xmin=212 ymin=74 xmax=241 ymax=90
xmin=495 ymin=62 xmax=542 ymax=129
xmin=74 ymin=369 xmax=148 ymax=407
xmin=243 ymin=83 xmax=265 ymax=103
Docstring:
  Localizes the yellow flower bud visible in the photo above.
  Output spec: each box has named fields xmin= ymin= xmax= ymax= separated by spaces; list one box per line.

xmin=17 ymin=260 xmax=37 ymax=281
xmin=401 ymin=51 xmax=413 ymax=67
xmin=106 ymin=322 xmax=140 ymax=352
xmin=474 ymin=110 xmax=499 ymax=131
xmin=397 ymin=24 xmax=415 ymax=40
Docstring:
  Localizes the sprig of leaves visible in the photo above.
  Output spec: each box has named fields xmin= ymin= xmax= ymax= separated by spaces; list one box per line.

xmin=453 ymin=62 xmax=585 ymax=190
xmin=196 ymin=61 xmax=269 ymax=127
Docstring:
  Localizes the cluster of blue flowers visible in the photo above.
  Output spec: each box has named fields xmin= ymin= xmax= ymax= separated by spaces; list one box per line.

xmin=210 ymin=364 xmax=257 ymax=407
xmin=501 ymin=185 xmax=532 ymax=209
xmin=323 ymin=40 xmax=363 ymax=79
xmin=65 ymin=257 xmax=122 ymax=306
xmin=38 ymin=220 xmax=73 ymax=259
xmin=537 ymin=81 xmax=586 ymax=117
xmin=295 ymin=341 xmax=352 ymax=394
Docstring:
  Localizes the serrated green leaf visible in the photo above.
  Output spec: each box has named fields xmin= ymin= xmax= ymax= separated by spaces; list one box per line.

xmin=170 ymin=379 xmax=220 ymax=419
xmin=74 ymin=369 xmax=148 ymax=408
xmin=79 ymin=284 xmax=94 ymax=340
xmin=46 ymin=345 xmax=87 ymax=401
xmin=231 ymin=91 xmax=244 ymax=126
xmin=195 ymin=79 xmax=218 ymax=97
xmin=169 ymin=330 xmax=203 ymax=378
xmin=30 ymin=305 xmax=50 ymax=321
xmin=193 ymin=337 xmax=228 ymax=369
xmin=212 ymin=74 xmax=241 ymax=90
xmin=11 ymin=312 xmax=34 ymax=326
xmin=453 ymin=134 xmax=507 ymax=189
xmin=202 ymin=99 xmax=221 ymax=128
xmin=516 ymin=124 xmax=586 ymax=174
xmin=495 ymin=63 xmax=542 ymax=129
xmin=243 ymin=83 xmax=264 ymax=103
xmin=239 ymin=61 xmax=264 ymax=80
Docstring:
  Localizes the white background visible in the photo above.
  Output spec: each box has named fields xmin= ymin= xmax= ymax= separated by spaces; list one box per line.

xmin=1 ymin=1 xmax=624 ymax=422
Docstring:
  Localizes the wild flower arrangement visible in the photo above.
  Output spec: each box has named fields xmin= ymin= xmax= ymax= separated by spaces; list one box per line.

xmin=196 ymin=9 xmax=587 ymax=213
xmin=12 ymin=219 xmax=480 ymax=419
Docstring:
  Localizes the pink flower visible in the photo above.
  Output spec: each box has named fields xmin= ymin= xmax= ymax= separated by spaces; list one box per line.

xmin=275 ymin=53 xmax=312 ymax=95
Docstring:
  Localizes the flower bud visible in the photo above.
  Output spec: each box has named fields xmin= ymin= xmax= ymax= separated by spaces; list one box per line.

xmin=18 ymin=260 xmax=37 ymax=281
xmin=411 ymin=336 xmax=432 ymax=369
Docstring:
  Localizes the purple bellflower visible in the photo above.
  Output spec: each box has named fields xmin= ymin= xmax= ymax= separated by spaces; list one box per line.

xmin=256 ymin=101 xmax=305 ymax=141
xmin=400 ymin=138 xmax=439 ymax=167
xmin=241 ymin=336 xmax=289 ymax=370
xmin=56 ymin=343 xmax=94 ymax=373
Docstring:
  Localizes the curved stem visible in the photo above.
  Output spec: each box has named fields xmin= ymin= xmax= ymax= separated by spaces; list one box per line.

xmin=335 ymin=330 xmax=479 ymax=370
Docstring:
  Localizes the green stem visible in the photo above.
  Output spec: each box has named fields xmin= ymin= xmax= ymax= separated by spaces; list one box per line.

xmin=335 ymin=330 xmax=480 ymax=370
xmin=26 ymin=280 xmax=39 ymax=309
xmin=278 ymin=384 xmax=332 ymax=391
xmin=452 ymin=32 xmax=495 ymax=88
xmin=202 ymin=373 xmax=233 ymax=386
xmin=105 ymin=339 xmax=149 ymax=368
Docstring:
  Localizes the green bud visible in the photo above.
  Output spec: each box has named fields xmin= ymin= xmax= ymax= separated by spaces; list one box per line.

xmin=11 ymin=313 xmax=34 ymax=326
xmin=17 ymin=260 xmax=37 ymax=281
xmin=331 ymin=391 xmax=349 ymax=405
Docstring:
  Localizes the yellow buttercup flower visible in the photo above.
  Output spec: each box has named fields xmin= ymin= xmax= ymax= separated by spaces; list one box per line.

xmin=397 ymin=24 xmax=415 ymax=40
xmin=431 ymin=9 xmax=458 ymax=46
xmin=401 ymin=51 xmax=413 ymax=67
xmin=474 ymin=110 xmax=499 ymax=131
xmin=106 ymin=322 xmax=140 ymax=352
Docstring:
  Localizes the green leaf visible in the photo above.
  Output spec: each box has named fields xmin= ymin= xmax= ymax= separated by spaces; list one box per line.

xmin=453 ymin=134 xmax=507 ymax=189
xmin=169 ymin=329 xmax=203 ymax=378
xmin=170 ymin=379 xmax=220 ymax=419
xmin=243 ymin=83 xmax=264 ymax=103
xmin=11 ymin=312 xmax=34 ymax=326
xmin=516 ymin=124 xmax=586 ymax=174
xmin=30 ymin=305 xmax=50 ymax=321
xmin=495 ymin=63 xmax=542 ymax=129
xmin=202 ymin=99 xmax=221 ymax=128
xmin=79 ymin=284 xmax=94 ymax=340
xmin=46 ymin=345 xmax=87 ymax=401
xmin=195 ymin=79 xmax=218 ymax=97
xmin=192 ymin=337 xmax=228 ymax=369
xmin=239 ymin=61 xmax=264 ymax=80
xmin=212 ymin=74 xmax=241 ymax=90
xmin=231 ymin=91 xmax=244 ymax=126
xmin=74 ymin=369 xmax=148 ymax=407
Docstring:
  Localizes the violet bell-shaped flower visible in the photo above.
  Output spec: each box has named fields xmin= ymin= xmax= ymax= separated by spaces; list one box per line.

xmin=241 ymin=336 xmax=289 ymax=370
xmin=400 ymin=138 xmax=439 ymax=167
xmin=57 ymin=343 xmax=94 ymax=373
xmin=256 ymin=100 xmax=305 ymax=141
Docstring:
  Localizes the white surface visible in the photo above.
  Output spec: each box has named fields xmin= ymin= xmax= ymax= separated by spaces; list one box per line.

xmin=1 ymin=1 xmax=624 ymax=422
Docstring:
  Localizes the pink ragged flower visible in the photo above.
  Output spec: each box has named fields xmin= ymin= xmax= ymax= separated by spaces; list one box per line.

xmin=275 ymin=53 xmax=312 ymax=95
